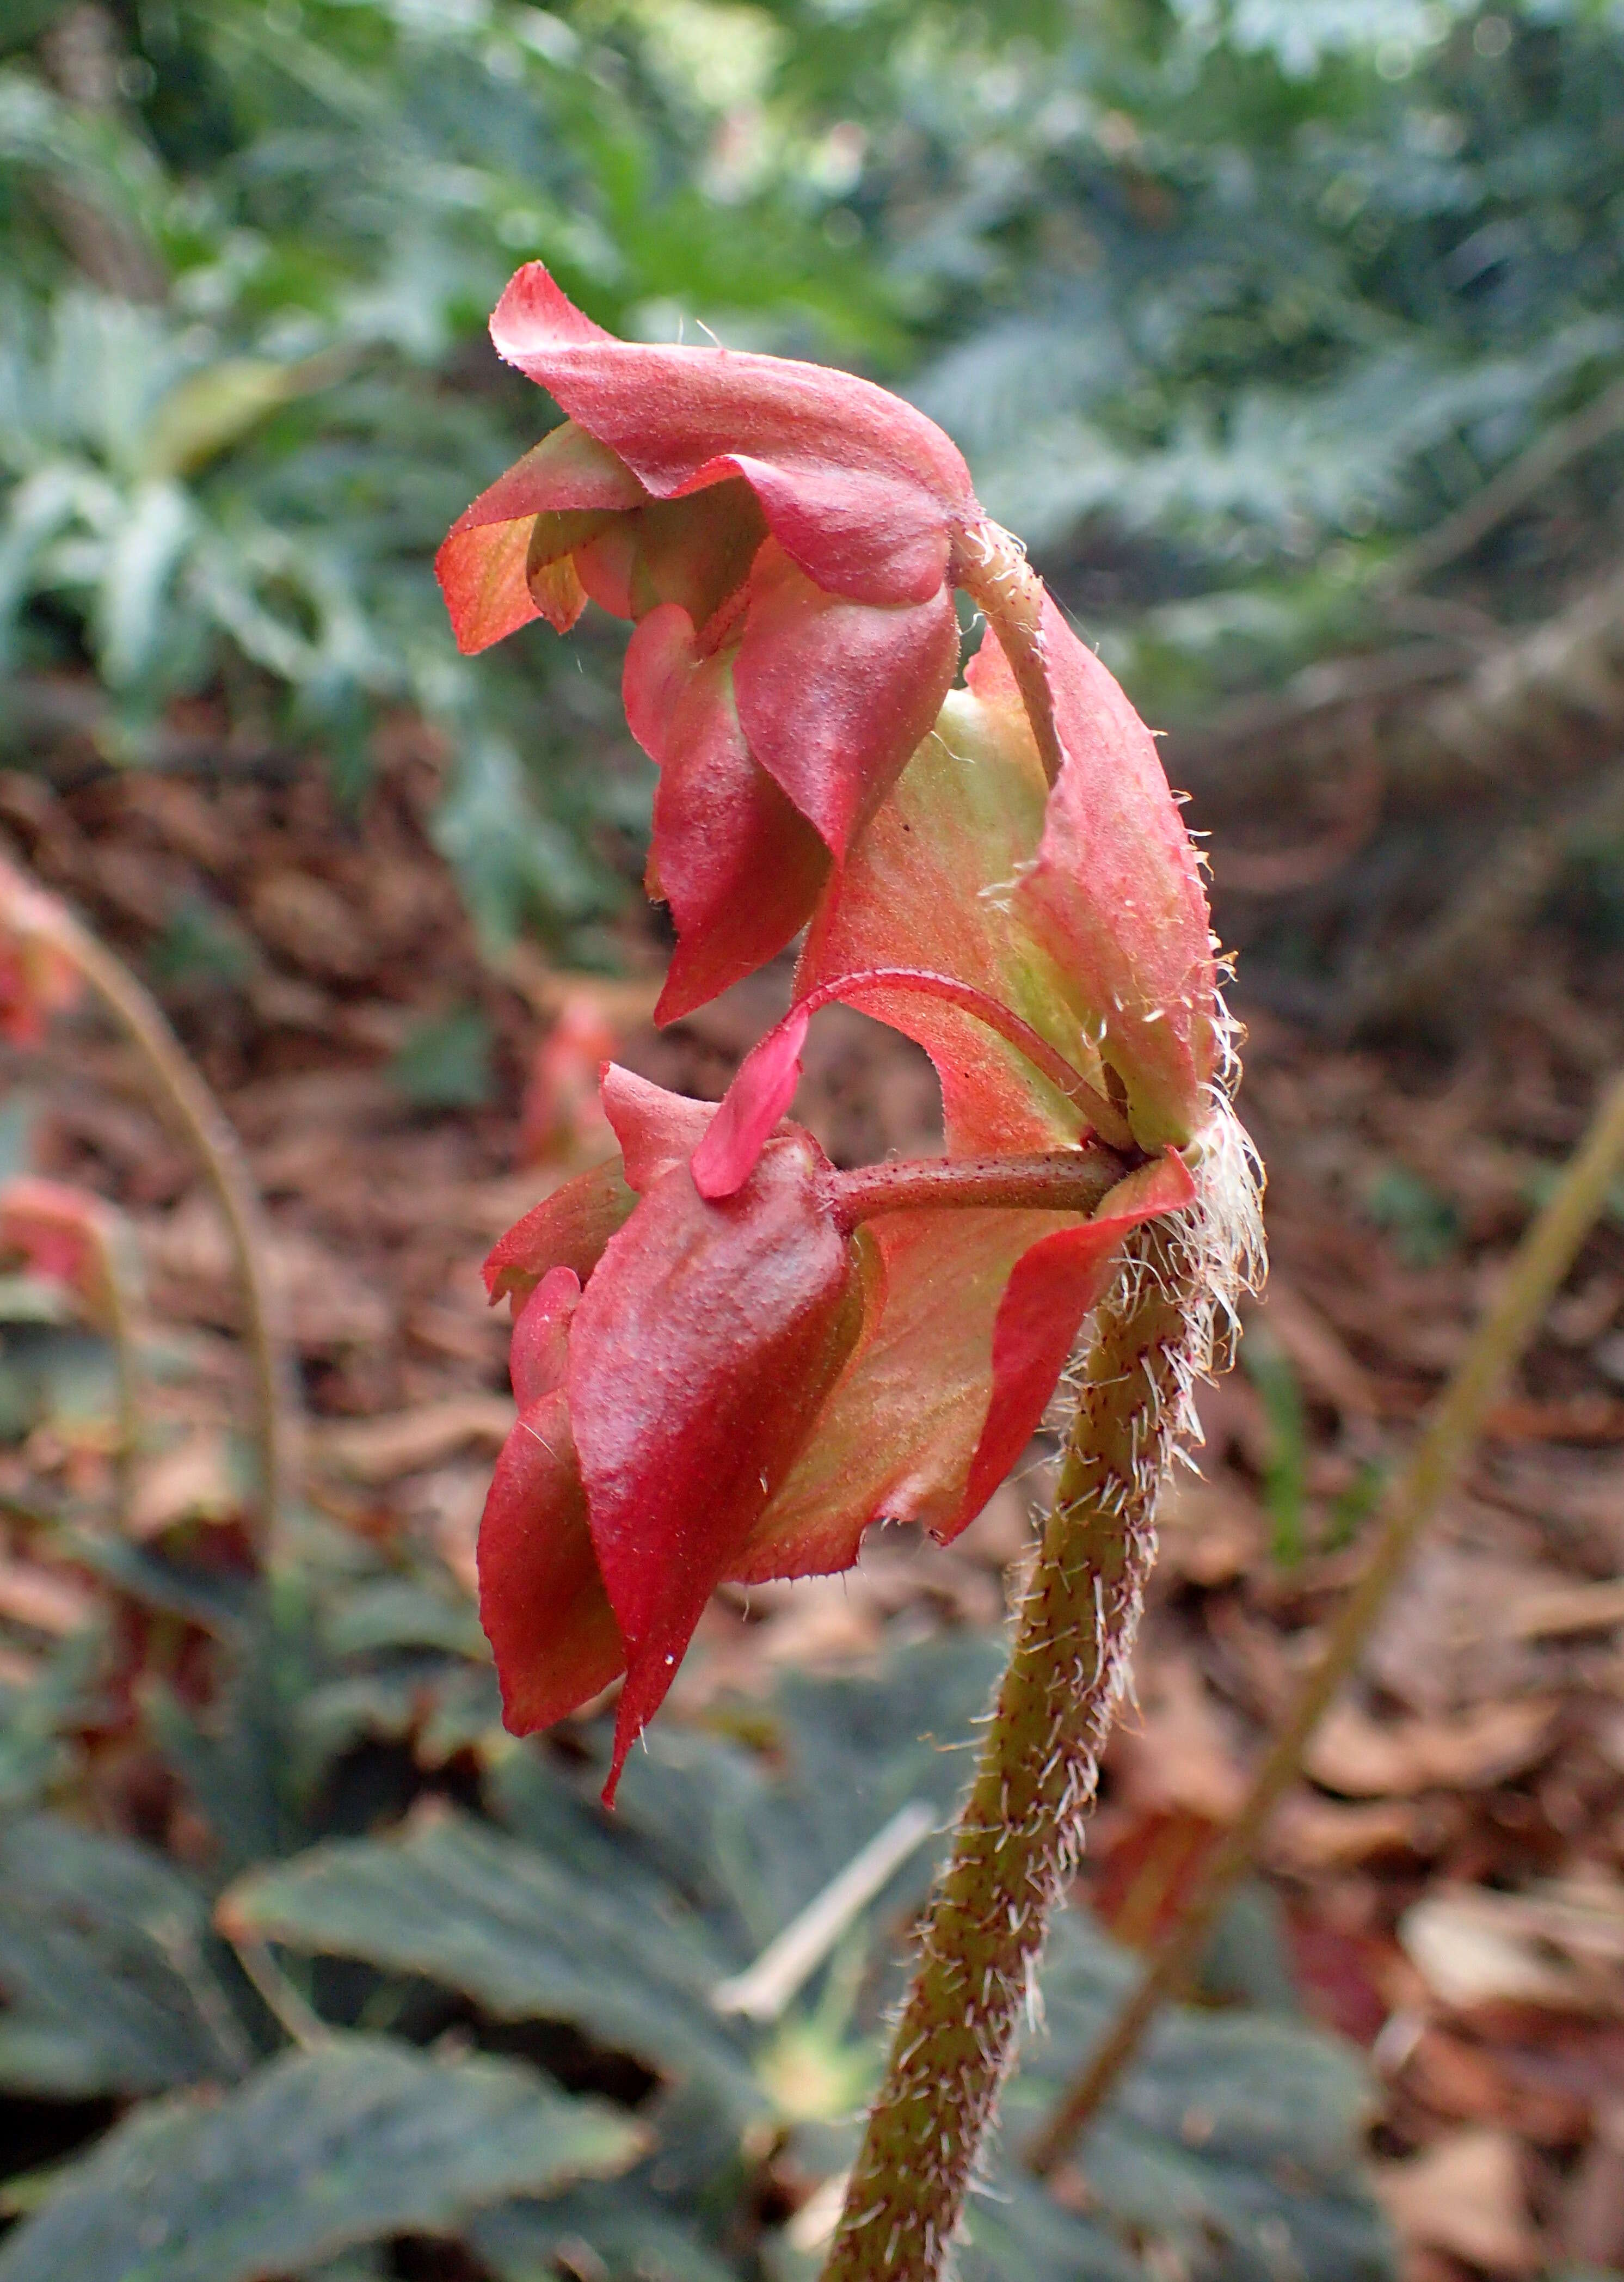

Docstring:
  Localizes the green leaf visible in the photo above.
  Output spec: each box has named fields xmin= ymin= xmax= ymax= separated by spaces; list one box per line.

xmin=471 ymin=2183 xmax=743 ymax=2282
xmin=217 ymin=1807 xmax=762 ymax=2125
xmin=0 ymin=1815 xmax=250 ymax=2096
xmin=0 ymin=2035 xmax=643 ymax=2282
xmin=993 ymin=1911 xmax=1395 ymax=2282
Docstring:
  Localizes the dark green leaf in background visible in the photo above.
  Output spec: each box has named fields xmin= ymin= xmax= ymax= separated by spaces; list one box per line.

xmin=0 ymin=2035 xmax=643 ymax=2282
xmin=0 ymin=1815 xmax=249 ymax=2097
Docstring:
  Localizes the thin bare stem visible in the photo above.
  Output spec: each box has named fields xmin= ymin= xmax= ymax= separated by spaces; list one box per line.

xmin=227 ymin=1935 xmax=331 ymax=2052
xmin=1027 ymin=1066 xmax=1624 ymax=2176
xmin=23 ymin=892 xmax=296 ymax=1544
xmin=828 ymin=1145 xmax=1129 ymax=1231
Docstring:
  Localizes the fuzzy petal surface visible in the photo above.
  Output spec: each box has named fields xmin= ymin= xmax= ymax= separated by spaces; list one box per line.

xmin=1011 ymin=599 xmax=1217 ymax=1148
xmin=488 ymin=263 xmax=977 ymax=606
xmin=567 ymin=1136 xmax=859 ymax=1794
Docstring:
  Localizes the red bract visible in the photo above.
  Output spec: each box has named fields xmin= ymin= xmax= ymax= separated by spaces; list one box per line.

xmin=0 ymin=860 xmax=83 ymax=1046
xmin=436 ymin=263 xmax=971 ymax=1017
xmin=477 ymin=1039 xmax=1192 ymax=1799
xmin=0 ymin=1176 xmax=116 ymax=1321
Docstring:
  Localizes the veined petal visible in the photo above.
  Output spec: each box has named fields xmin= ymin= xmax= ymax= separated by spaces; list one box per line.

xmin=489 ymin=263 xmax=977 ymax=607
xmin=567 ymin=1134 xmax=860 ymax=1796
xmin=733 ymin=542 xmax=959 ymax=859
xmin=1011 ymin=599 xmax=1217 ymax=1149
xmin=731 ymin=1152 xmax=1192 ymax=1581
xmin=623 ymin=607 xmax=829 ymax=1023
xmin=478 ymin=1384 xmax=624 ymax=1736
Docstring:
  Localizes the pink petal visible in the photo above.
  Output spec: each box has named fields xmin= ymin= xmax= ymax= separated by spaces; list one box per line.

xmin=488 ymin=263 xmax=977 ymax=607
xmin=690 ymin=1006 xmax=810 ymax=1200
xmin=478 ymin=1386 xmax=625 ymax=1736
xmin=1010 ymin=600 xmax=1217 ymax=1149
xmin=730 ymin=1205 xmax=1057 ymax=1578
xmin=567 ymin=1138 xmax=859 ymax=1798
xmin=733 ymin=543 xmax=959 ymax=857
xmin=483 ymin=1158 xmax=636 ymax=1309
xmin=797 ymin=665 xmax=1097 ymax=1155
xmin=599 ymin=1064 xmax=716 ymax=1192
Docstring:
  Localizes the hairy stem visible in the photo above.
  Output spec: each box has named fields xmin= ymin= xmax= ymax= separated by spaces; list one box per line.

xmin=1026 ymin=1065 xmax=1624 ymax=2176
xmin=828 ymin=1145 xmax=1129 ymax=1231
xmin=820 ymin=1213 xmax=1208 ymax=2282
xmin=951 ymin=520 xmax=1065 ymax=789
xmin=33 ymin=895 xmax=296 ymax=1543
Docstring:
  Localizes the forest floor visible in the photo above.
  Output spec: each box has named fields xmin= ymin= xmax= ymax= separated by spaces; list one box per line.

xmin=1 ymin=728 xmax=1622 ymax=2281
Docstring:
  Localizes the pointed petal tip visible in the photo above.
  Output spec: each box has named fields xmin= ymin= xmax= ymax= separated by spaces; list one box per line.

xmin=491 ymin=261 xmax=616 ymax=362
xmin=690 ymin=1006 xmax=810 ymax=1199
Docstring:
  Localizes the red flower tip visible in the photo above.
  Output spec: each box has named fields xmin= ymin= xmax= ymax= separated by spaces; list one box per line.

xmin=690 ymin=1006 xmax=809 ymax=1200
xmin=0 ymin=1175 xmax=116 ymax=1320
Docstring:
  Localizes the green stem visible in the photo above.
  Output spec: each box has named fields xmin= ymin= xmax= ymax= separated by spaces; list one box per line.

xmin=1026 ymin=1066 xmax=1624 ymax=2176
xmin=820 ymin=1214 xmax=1208 ymax=2281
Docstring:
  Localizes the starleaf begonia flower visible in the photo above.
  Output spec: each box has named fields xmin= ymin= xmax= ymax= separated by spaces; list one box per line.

xmin=437 ymin=263 xmax=971 ymax=1019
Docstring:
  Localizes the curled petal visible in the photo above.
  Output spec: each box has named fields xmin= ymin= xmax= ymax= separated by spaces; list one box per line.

xmin=489 ymin=263 xmax=977 ymax=606
xmin=436 ymin=422 xmax=647 ymax=653
xmin=483 ymin=1158 xmax=636 ymax=1309
xmin=733 ymin=543 xmax=959 ymax=856
xmin=567 ymin=1137 xmax=860 ymax=1796
xmin=623 ymin=610 xmax=828 ymax=1023
xmin=478 ymin=1386 xmax=624 ymax=1737
xmin=1008 ymin=601 xmax=1217 ymax=1149
xmin=690 ymin=1007 xmax=809 ymax=1201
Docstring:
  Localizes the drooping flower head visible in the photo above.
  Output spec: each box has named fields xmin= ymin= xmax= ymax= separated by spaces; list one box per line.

xmin=445 ymin=273 xmax=1237 ymax=1792
xmin=438 ymin=264 xmax=1218 ymax=1154
xmin=481 ymin=1052 xmax=1190 ymax=1802
xmin=438 ymin=266 xmax=972 ymax=1021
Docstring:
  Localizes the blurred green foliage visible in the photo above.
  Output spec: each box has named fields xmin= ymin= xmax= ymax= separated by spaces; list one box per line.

xmin=3 ymin=0 xmax=1622 ymax=945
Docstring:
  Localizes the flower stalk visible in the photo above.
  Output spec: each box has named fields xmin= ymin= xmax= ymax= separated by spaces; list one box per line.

xmin=821 ymin=1205 xmax=1235 ymax=2281
xmin=1025 ymin=1063 xmax=1624 ymax=2177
